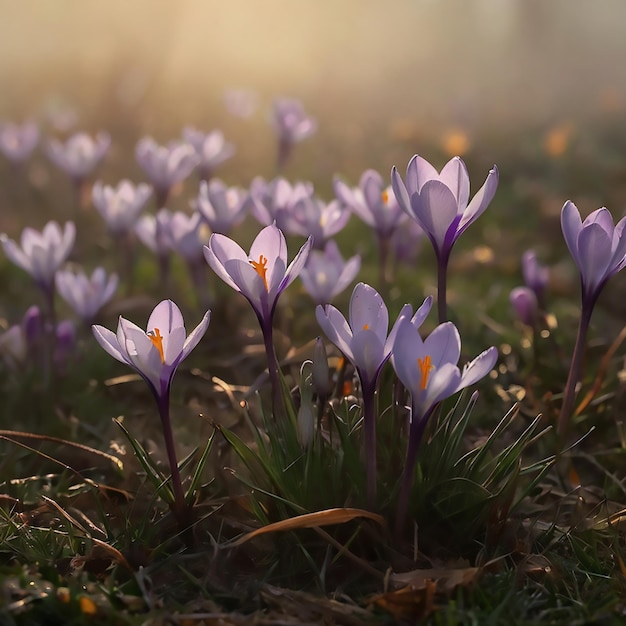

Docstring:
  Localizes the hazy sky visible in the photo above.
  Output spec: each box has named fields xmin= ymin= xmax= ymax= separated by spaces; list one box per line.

xmin=1 ymin=1 xmax=624 ymax=136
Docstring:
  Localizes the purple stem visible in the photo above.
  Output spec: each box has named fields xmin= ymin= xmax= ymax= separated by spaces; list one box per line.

xmin=557 ymin=297 xmax=594 ymax=440
xmin=361 ymin=379 xmax=378 ymax=510
xmin=395 ymin=403 xmax=434 ymax=536
xmin=155 ymin=390 xmax=194 ymax=541
xmin=259 ymin=315 xmax=284 ymax=418
xmin=436 ymin=251 xmax=450 ymax=324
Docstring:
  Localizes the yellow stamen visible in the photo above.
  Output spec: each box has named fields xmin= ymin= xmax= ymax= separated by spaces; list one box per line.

xmin=417 ymin=355 xmax=434 ymax=390
xmin=381 ymin=190 xmax=389 ymax=204
xmin=147 ymin=328 xmax=165 ymax=363
xmin=249 ymin=255 xmax=269 ymax=290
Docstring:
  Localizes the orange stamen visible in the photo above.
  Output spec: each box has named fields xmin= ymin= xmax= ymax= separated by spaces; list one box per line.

xmin=249 ymin=255 xmax=269 ymax=290
xmin=417 ymin=355 xmax=434 ymax=390
xmin=147 ymin=328 xmax=165 ymax=363
xmin=363 ymin=324 xmax=370 ymax=330
xmin=381 ymin=190 xmax=389 ymax=204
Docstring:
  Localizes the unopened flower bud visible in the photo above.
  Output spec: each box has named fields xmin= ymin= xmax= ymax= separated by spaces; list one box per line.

xmin=312 ymin=337 xmax=331 ymax=398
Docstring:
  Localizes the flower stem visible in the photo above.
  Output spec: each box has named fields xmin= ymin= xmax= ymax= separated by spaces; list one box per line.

xmin=436 ymin=253 xmax=450 ymax=324
xmin=395 ymin=403 xmax=432 ymax=536
xmin=260 ymin=318 xmax=284 ymax=419
xmin=557 ymin=298 xmax=594 ymax=441
xmin=361 ymin=381 xmax=377 ymax=511
xmin=156 ymin=391 xmax=194 ymax=545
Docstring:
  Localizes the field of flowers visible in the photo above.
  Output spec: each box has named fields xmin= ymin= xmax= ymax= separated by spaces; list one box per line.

xmin=0 ymin=90 xmax=625 ymax=625
xmin=2 ymin=4 xmax=626 ymax=624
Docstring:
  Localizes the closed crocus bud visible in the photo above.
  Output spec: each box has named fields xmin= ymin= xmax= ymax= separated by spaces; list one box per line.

xmin=54 ymin=320 xmax=76 ymax=371
xmin=297 ymin=361 xmax=315 ymax=448
xmin=23 ymin=305 xmax=43 ymax=349
xmin=312 ymin=336 xmax=331 ymax=399
xmin=510 ymin=286 xmax=538 ymax=327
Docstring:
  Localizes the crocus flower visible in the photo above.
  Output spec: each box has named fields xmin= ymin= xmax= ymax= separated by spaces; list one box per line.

xmin=316 ymin=282 xmax=433 ymax=508
xmin=391 ymin=317 xmax=497 ymax=530
xmin=0 ymin=306 xmax=42 ymax=370
xmin=558 ymin=201 xmax=626 ymax=437
xmin=135 ymin=208 xmax=175 ymax=288
xmin=392 ymin=155 xmax=499 ymax=322
xmin=271 ymin=97 xmax=317 ymax=170
xmin=335 ymin=170 xmax=408 ymax=290
xmin=247 ymin=176 xmax=313 ymax=231
xmin=135 ymin=137 xmax=198 ymax=207
xmin=168 ymin=211 xmax=206 ymax=265
xmin=522 ymin=250 xmax=549 ymax=305
xmin=204 ymin=224 xmax=312 ymax=410
xmin=56 ymin=266 xmax=118 ymax=324
xmin=284 ymin=196 xmax=351 ymax=248
xmin=92 ymin=180 xmax=152 ymax=236
xmin=93 ymin=299 xmax=210 ymax=399
xmin=300 ymin=239 xmax=361 ymax=304
xmin=194 ymin=179 xmax=247 ymax=235
xmin=0 ymin=121 xmax=39 ymax=163
xmin=334 ymin=170 xmax=406 ymax=240
xmin=46 ymin=132 xmax=110 ymax=183
xmin=1 ymin=221 xmax=76 ymax=315
xmin=509 ymin=286 xmax=538 ymax=327
xmin=183 ymin=127 xmax=235 ymax=181
xmin=391 ymin=217 xmax=424 ymax=266
xmin=561 ymin=201 xmax=626 ymax=306
xmin=92 ymin=300 xmax=210 ymax=533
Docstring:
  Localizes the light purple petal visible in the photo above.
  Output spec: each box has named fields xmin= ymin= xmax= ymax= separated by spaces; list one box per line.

xmin=439 ymin=157 xmax=469 ymax=208
xmin=411 ymin=180 xmax=460 ymax=251
xmin=181 ymin=310 xmax=211 ymax=359
xmin=423 ymin=322 xmax=461 ymax=371
xmin=316 ymin=304 xmax=355 ymax=362
xmin=577 ymin=222 xmax=613 ymax=293
xmin=349 ymin=283 xmax=388 ymax=341
xmin=459 ymin=346 xmax=498 ymax=389
xmin=561 ymin=200 xmax=583 ymax=263
xmin=458 ymin=165 xmax=499 ymax=234
xmin=92 ymin=324 xmax=127 ymax=365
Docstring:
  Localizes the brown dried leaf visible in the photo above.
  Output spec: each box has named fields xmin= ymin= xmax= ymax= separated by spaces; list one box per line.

xmin=232 ymin=508 xmax=385 ymax=546
xmin=370 ymin=582 xmax=437 ymax=621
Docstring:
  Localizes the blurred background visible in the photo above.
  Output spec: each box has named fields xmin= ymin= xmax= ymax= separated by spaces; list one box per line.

xmin=1 ymin=0 xmax=625 ymax=178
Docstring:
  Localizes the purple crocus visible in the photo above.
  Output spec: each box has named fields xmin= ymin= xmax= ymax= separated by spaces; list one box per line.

xmin=284 ymin=196 xmax=351 ymax=248
xmin=1 ymin=221 xmax=76 ymax=319
xmin=135 ymin=137 xmax=198 ymax=207
xmin=316 ymin=282 xmax=433 ymax=508
xmin=271 ymin=97 xmax=317 ymax=171
xmin=300 ymin=239 xmax=361 ymax=304
xmin=93 ymin=299 xmax=210 ymax=532
xmin=509 ymin=286 xmax=538 ymax=328
xmin=204 ymin=224 xmax=312 ymax=410
xmin=522 ymin=250 xmax=549 ymax=306
xmin=391 ymin=317 xmax=497 ymax=531
xmin=335 ymin=170 xmax=408 ymax=290
xmin=135 ymin=208 xmax=174 ymax=287
xmin=56 ymin=266 xmax=118 ymax=325
xmin=247 ymin=176 xmax=314 ymax=231
xmin=46 ymin=132 xmax=110 ymax=184
xmin=168 ymin=211 xmax=211 ymax=307
xmin=182 ymin=127 xmax=235 ymax=181
xmin=558 ymin=201 xmax=626 ymax=437
xmin=194 ymin=179 xmax=247 ymax=235
xmin=392 ymin=155 xmax=499 ymax=322
xmin=0 ymin=121 xmax=39 ymax=163
xmin=92 ymin=180 xmax=152 ymax=237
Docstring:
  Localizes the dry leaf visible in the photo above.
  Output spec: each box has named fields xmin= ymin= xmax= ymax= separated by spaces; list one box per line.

xmin=232 ymin=507 xmax=385 ymax=546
